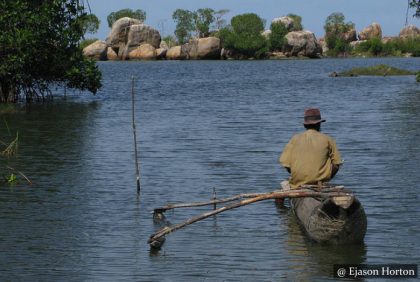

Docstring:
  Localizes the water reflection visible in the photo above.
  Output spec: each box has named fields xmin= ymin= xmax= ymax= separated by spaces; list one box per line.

xmin=0 ymin=58 xmax=419 ymax=280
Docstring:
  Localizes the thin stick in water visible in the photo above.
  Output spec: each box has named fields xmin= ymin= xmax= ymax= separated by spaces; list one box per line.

xmin=131 ymin=77 xmax=141 ymax=195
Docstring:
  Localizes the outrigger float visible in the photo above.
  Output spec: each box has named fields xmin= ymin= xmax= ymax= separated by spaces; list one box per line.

xmin=148 ymin=183 xmax=367 ymax=249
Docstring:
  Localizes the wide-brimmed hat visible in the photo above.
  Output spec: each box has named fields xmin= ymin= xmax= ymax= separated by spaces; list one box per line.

xmin=303 ymin=108 xmax=326 ymax=125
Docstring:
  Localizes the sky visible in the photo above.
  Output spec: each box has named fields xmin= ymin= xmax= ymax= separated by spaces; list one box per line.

xmin=87 ymin=0 xmax=420 ymax=40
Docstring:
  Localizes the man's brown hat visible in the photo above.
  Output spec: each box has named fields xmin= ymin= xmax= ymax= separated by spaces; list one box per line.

xmin=303 ymin=108 xmax=326 ymax=125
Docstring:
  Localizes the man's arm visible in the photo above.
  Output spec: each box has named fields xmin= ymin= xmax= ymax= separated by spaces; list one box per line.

xmin=331 ymin=164 xmax=340 ymax=179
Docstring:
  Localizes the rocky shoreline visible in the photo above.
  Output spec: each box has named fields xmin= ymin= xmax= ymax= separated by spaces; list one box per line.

xmin=83 ymin=17 xmax=420 ymax=61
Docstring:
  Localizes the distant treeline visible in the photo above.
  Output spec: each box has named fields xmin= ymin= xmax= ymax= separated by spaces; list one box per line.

xmin=82 ymin=8 xmax=420 ymax=58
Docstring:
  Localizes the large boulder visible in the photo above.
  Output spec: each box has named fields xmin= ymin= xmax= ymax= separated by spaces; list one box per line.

xmin=106 ymin=17 xmax=142 ymax=53
xmin=262 ymin=30 xmax=272 ymax=38
xmin=272 ymin=16 xmax=295 ymax=31
xmin=105 ymin=17 xmax=161 ymax=59
xmin=128 ymin=44 xmax=157 ymax=60
xmin=284 ymin=31 xmax=322 ymax=58
xmin=343 ymin=28 xmax=358 ymax=42
xmin=83 ymin=40 xmax=107 ymax=60
xmin=358 ymin=23 xmax=382 ymax=40
xmin=156 ymin=48 xmax=167 ymax=59
xmin=182 ymin=37 xmax=221 ymax=59
xmin=126 ymin=24 xmax=161 ymax=49
xmin=399 ymin=25 xmax=420 ymax=38
xmin=160 ymin=40 xmax=169 ymax=50
xmin=107 ymin=47 xmax=119 ymax=60
xmin=166 ymin=46 xmax=186 ymax=60
xmin=318 ymin=37 xmax=328 ymax=54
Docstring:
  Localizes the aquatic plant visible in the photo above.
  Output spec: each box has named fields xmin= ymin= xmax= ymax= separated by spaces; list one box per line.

xmin=337 ymin=64 xmax=415 ymax=77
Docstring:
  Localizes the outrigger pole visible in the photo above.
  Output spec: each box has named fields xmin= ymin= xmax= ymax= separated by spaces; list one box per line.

xmin=148 ymin=187 xmax=351 ymax=249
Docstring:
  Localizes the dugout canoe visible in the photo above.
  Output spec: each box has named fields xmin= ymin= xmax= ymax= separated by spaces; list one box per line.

xmin=290 ymin=186 xmax=367 ymax=244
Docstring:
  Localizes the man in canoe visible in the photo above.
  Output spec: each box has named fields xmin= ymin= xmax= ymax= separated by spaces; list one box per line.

xmin=279 ymin=108 xmax=343 ymax=189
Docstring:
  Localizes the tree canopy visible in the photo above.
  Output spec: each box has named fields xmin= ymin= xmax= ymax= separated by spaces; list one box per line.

xmin=287 ymin=14 xmax=303 ymax=31
xmin=410 ymin=0 xmax=420 ymax=18
xmin=213 ymin=9 xmax=230 ymax=31
xmin=172 ymin=8 xmax=218 ymax=44
xmin=269 ymin=22 xmax=288 ymax=51
xmin=79 ymin=13 xmax=100 ymax=38
xmin=107 ymin=8 xmax=146 ymax=28
xmin=219 ymin=13 xmax=268 ymax=58
xmin=324 ymin=12 xmax=354 ymax=55
xmin=0 ymin=0 xmax=102 ymax=103
xmin=194 ymin=8 xmax=215 ymax=38
xmin=172 ymin=9 xmax=196 ymax=44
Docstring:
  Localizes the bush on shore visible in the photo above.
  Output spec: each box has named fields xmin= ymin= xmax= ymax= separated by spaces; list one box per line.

xmin=218 ymin=13 xmax=268 ymax=58
xmin=353 ymin=37 xmax=420 ymax=57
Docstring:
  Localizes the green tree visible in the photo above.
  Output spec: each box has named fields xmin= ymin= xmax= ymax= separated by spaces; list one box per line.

xmin=107 ymin=8 xmax=146 ymax=28
xmin=219 ymin=13 xmax=268 ymax=58
xmin=287 ymin=13 xmax=303 ymax=31
xmin=162 ymin=36 xmax=177 ymax=48
xmin=324 ymin=12 xmax=354 ymax=55
xmin=410 ymin=0 xmax=420 ymax=18
xmin=0 ymin=0 xmax=102 ymax=103
xmin=214 ymin=9 xmax=230 ymax=31
xmin=194 ymin=8 xmax=215 ymax=38
xmin=269 ymin=22 xmax=288 ymax=51
xmin=79 ymin=13 xmax=100 ymax=38
xmin=172 ymin=9 xmax=195 ymax=44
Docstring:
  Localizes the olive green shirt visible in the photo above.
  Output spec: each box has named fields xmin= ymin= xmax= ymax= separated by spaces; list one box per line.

xmin=279 ymin=129 xmax=343 ymax=189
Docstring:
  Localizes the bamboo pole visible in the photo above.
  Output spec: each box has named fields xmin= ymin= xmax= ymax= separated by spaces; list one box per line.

xmin=131 ymin=77 xmax=141 ymax=195
xmin=148 ymin=189 xmax=351 ymax=248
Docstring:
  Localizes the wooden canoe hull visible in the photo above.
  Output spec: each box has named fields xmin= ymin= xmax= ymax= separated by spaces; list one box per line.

xmin=291 ymin=195 xmax=367 ymax=244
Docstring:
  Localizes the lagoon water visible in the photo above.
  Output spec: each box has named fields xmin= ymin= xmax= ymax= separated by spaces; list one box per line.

xmin=0 ymin=58 xmax=419 ymax=281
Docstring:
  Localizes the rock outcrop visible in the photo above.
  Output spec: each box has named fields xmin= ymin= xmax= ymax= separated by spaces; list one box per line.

xmin=284 ymin=31 xmax=322 ymax=58
xmin=107 ymin=47 xmax=119 ymax=60
xmin=399 ymin=25 xmax=420 ymax=38
xmin=105 ymin=17 xmax=141 ymax=56
xmin=272 ymin=16 xmax=295 ymax=31
xmin=156 ymin=48 xmax=167 ymax=59
xmin=182 ymin=37 xmax=221 ymax=59
xmin=343 ymin=28 xmax=358 ymax=42
xmin=83 ymin=40 xmax=107 ymax=60
xmin=262 ymin=30 xmax=272 ymax=38
xmin=166 ymin=46 xmax=185 ymax=60
xmin=358 ymin=23 xmax=382 ymax=40
xmin=128 ymin=44 xmax=157 ymax=60
xmin=105 ymin=17 xmax=161 ymax=60
xmin=318 ymin=38 xmax=328 ymax=54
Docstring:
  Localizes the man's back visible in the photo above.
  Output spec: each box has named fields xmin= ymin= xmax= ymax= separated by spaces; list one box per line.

xmin=280 ymin=129 xmax=342 ymax=188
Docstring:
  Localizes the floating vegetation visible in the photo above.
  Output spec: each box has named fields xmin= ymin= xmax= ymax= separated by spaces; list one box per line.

xmin=333 ymin=64 xmax=416 ymax=77
xmin=1 ymin=120 xmax=18 ymax=158
xmin=1 ymin=132 xmax=18 ymax=157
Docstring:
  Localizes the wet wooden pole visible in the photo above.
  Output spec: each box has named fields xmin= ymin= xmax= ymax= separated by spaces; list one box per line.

xmin=131 ymin=77 xmax=141 ymax=195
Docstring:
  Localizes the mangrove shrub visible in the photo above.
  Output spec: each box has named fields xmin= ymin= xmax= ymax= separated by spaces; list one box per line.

xmin=0 ymin=0 xmax=102 ymax=103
